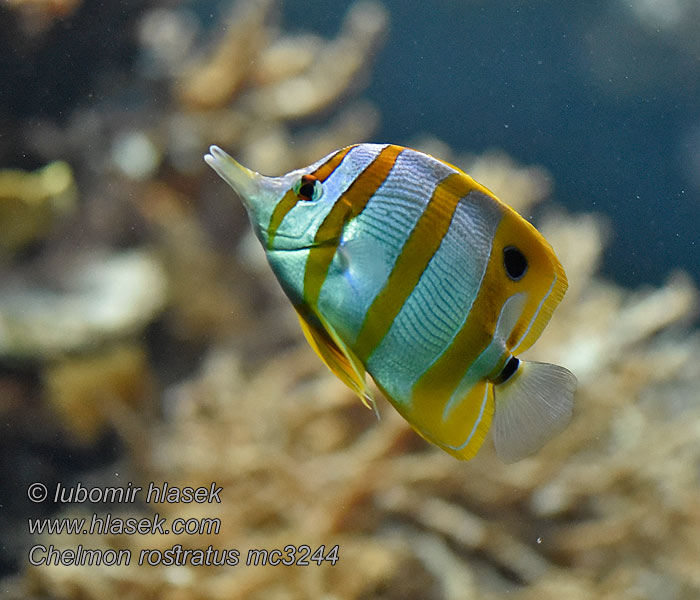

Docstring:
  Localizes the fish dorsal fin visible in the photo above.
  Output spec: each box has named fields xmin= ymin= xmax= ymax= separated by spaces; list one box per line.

xmin=295 ymin=308 xmax=376 ymax=413
xmin=511 ymin=254 xmax=568 ymax=356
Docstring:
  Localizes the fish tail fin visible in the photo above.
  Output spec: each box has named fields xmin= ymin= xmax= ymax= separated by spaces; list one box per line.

xmin=492 ymin=361 xmax=576 ymax=463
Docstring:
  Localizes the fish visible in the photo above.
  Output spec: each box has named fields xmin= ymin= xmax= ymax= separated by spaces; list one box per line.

xmin=205 ymin=143 xmax=576 ymax=462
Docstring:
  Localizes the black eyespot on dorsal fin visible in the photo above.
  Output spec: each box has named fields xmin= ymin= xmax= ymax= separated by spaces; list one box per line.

xmin=503 ymin=246 xmax=528 ymax=281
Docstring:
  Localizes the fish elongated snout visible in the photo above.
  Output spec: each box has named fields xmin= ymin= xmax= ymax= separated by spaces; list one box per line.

xmin=205 ymin=145 xmax=288 ymax=237
xmin=204 ymin=145 xmax=264 ymax=206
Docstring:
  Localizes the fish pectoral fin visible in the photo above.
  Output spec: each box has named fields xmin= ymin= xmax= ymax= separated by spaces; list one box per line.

xmin=492 ymin=361 xmax=577 ymax=463
xmin=338 ymin=236 xmax=391 ymax=294
xmin=295 ymin=309 xmax=375 ymax=412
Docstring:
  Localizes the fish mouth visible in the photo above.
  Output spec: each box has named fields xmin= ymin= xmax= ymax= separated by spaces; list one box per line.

xmin=266 ymin=234 xmax=341 ymax=252
xmin=205 ymin=146 xmax=264 ymax=204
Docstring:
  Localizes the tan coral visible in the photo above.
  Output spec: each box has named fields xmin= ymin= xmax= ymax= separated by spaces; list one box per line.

xmin=0 ymin=161 xmax=77 ymax=254
xmin=44 ymin=344 xmax=155 ymax=446
xmin=0 ymin=249 xmax=167 ymax=359
xmin=245 ymin=1 xmax=388 ymax=122
xmin=175 ymin=0 xmax=276 ymax=111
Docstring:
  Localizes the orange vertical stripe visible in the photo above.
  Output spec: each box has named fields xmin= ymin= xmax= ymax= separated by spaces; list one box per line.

xmin=303 ymin=144 xmax=403 ymax=308
xmin=353 ymin=172 xmax=477 ymax=362
xmin=267 ymin=145 xmax=357 ymax=249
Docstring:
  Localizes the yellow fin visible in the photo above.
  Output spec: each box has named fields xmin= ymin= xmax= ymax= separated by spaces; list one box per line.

xmin=436 ymin=380 xmax=495 ymax=461
xmin=381 ymin=377 xmax=494 ymax=461
xmin=295 ymin=308 xmax=376 ymax=412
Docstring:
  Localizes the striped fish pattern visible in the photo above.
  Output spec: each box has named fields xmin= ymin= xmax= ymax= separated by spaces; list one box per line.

xmin=205 ymin=143 xmax=577 ymax=462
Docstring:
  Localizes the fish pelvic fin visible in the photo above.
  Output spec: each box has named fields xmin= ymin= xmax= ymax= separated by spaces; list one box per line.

xmin=492 ymin=361 xmax=577 ymax=463
xmin=295 ymin=307 xmax=378 ymax=416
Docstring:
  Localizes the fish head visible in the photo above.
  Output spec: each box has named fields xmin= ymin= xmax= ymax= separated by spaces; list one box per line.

xmin=483 ymin=202 xmax=569 ymax=357
xmin=205 ymin=145 xmax=335 ymax=251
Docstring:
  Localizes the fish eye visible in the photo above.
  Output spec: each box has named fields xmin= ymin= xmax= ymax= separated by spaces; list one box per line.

xmin=503 ymin=246 xmax=528 ymax=281
xmin=294 ymin=174 xmax=322 ymax=202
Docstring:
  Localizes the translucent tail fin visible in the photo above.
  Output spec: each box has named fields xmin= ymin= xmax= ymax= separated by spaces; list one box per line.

xmin=492 ymin=361 xmax=576 ymax=463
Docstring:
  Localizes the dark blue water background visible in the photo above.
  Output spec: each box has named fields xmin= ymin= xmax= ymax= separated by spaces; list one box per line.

xmin=2 ymin=0 xmax=698 ymax=290
xmin=284 ymin=0 xmax=700 ymax=290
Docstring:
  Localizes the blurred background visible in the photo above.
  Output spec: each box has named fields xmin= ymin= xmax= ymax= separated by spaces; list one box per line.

xmin=1 ymin=0 xmax=699 ymax=598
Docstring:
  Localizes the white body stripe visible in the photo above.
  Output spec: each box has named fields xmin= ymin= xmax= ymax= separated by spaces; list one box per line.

xmin=317 ymin=148 xmax=452 ymax=343
xmin=269 ymin=144 xmax=385 ymax=248
xmin=368 ymin=190 xmax=502 ymax=406
xmin=267 ymin=144 xmax=385 ymax=301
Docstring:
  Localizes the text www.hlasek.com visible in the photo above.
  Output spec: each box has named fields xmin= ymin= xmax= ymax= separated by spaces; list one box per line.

xmin=27 ymin=481 xmax=339 ymax=567
xmin=28 ymin=512 xmax=220 ymax=536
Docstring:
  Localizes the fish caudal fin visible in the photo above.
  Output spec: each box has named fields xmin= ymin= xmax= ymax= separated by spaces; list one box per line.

xmin=492 ymin=361 xmax=576 ymax=463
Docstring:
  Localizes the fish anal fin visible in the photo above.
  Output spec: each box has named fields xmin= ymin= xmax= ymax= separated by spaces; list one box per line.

xmin=295 ymin=309 xmax=374 ymax=410
xmin=492 ymin=361 xmax=576 ymax=463
xmin=402 ymin=380 xmax=495 ymax=461
xmin=440 ymin=381 xmax=495 ymax=460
